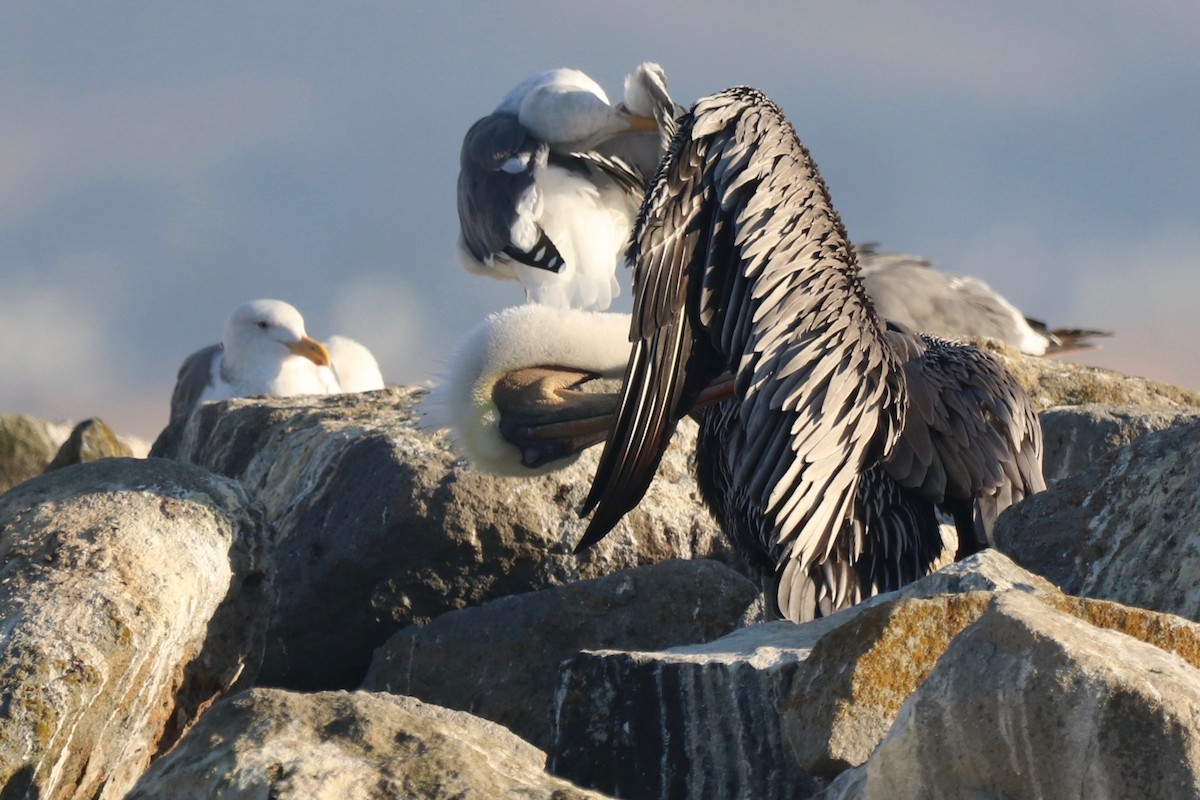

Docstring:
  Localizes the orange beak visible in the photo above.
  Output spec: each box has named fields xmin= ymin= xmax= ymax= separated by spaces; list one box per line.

xmin=287 ymin=335 xmax=332 ymax=367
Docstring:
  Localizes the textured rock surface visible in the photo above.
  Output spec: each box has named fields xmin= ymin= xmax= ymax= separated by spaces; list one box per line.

xmin=547 ymin=551 xmax=1050 ymax=800
xmin=364 ymin=559 xmax=756 ymax=750
xmin=785 ymin=586 xmax=1200 ymax=778
xmin=126 ymin=689 xmax=614 ymax=800
xmin=998 ymin=418 xmax=1200 ymax=619
xmin=1039 ymin=403 xmax=1200 ymax=482
xmin=0 ymin=414 xmax=73 ymax=493
xmin=818 ymin=592 xmax=1200 ymax=800
xmin=977 ymin=339 xmax=1200 ymax=410
xmin=151 ymin=387 xmax=735 ymax=690
xmin=0 ymin=458 xmax=272 ymax=800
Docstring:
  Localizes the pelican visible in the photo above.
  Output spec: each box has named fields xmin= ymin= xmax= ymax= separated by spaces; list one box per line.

xmin=169 ymin=299 xmax=340 ymax=422
xmin=456 ymin=63 xmax=680 ymax=311
xmin=858 ymin=246 xmax=1110 ymax=356
xmin=571 ymin=87 xmax=1046 ymax=622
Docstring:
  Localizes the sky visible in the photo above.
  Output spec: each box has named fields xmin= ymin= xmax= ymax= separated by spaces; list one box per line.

xmin=1 ymin=2 xmax=1198 ymax=441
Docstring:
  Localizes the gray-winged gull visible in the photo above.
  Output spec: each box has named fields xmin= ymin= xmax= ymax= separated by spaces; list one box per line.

xmin=858 ymin=246 xmax=1110 ymax=355
xmin=169 ymin=299 xmax=340 ymax=422
xmin=456 ymin=63 xmax=680 ymax=311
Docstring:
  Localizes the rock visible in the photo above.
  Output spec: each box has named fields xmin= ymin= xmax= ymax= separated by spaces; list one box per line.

xmin=817 ymin=592 xmax=1200 ymax=800
xmin=997 ymin=418 xmax=1200 ymax=619
xmin=44 ymin=417 xmax=137 ymax=472
xmin=546 ymin=551 xmax=1050 ymax=800
xmin=1039 ymin=403 xmax=1200 ymax=483
xmin=151 ymin=387 xmax=736 ymax=691
xmin=0 ymin=458 xmax=273 ymax=800
xmin=126 ymin=689 xmax=614 ymax=799
xmin=975 ymin=339 xmax=1200 ymax=411
xmin=363 ymin=559 xmax=757 ymax=750
xmin=784 ymin=585 xmax=1200 ymax=779
xmin=0 ymin=414 xmax=73 ymax=493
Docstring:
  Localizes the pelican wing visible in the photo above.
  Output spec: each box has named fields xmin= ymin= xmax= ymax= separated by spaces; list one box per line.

xmin=457 ymin=114 xmax=564 ymax=273
xmin=580 ymin=89 xmax=905 ymax=618
xmin=881 ymin=324 xmax=1045 ymax=550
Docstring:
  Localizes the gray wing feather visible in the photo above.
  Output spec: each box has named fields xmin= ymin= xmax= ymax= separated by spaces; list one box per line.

xmin=169 ymin=343 xmax=221 ymax=422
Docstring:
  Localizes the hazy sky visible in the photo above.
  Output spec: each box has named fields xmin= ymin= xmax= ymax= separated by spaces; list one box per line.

xmin=2 ymin=2 xmax=1197 ymax=440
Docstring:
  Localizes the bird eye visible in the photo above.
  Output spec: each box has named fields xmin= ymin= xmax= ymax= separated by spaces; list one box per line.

xmin=257 ymin=321 xmax=269 ymax=329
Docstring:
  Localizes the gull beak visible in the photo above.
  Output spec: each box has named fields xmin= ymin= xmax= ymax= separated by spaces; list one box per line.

xmin=287 ymin=336 xmax=332 ymax=367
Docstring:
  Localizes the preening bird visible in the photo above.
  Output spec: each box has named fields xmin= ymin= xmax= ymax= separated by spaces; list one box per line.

xmin=456 ymin=63 xmax=681 ymax=311
xmin=575 ymin=87 xmax=1046 ymax=622
xmin=858 ymin=246 xmax=1110 ymax=356
xmin=168 ymin=299 xmax=341 ymax=422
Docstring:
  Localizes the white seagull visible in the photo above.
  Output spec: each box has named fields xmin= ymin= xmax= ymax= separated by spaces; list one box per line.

xmin=169 ymin=299 xmax=341 ymax=422
xmin=456 ymin=63 xmax=680 ymax=311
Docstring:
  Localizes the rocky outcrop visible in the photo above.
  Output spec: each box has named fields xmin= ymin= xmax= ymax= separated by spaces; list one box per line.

xmin=998 ymin=417 xmax=1200 ymax=619
xmin=818 ymin=592 xmax=1200 ymax=800
xmin=547 ymin=552 xmax=1053 ymax=800
xmin=1038 ymin=403 xmax=1200 ymax=482
xmin=548 ymin=550 xmax=1200 ymax=799
xmin=363 ymin=559 xmax=757 ymax=750
xmin=783 ymin=586 xmax=1200 ymax=780
xmin=151 ymin=387 xmax=735 ymax=690
xmin=126 ymin=689 xmax=613 ymax=800
xmin=0 ymin=414 xmax=73 ymax=493
xmin=0 ymin=458 xmax=272 ymax=800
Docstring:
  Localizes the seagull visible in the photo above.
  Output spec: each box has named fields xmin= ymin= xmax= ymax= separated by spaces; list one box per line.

xmin=456 ymin=63 xmax=680 ymax=311
xmin=571 ymin=87 xmax=1046 ymax=622
xmin=858 ymin=246 xmax=1111 ymax=356
xmin=168 ymin=299 xmax=340 ymax=422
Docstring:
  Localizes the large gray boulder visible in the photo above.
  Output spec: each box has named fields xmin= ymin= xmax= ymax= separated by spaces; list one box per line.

xmin=817 ymin=592 xmax=1200 ymax=800
xmin=363 ymin=559 xmax=757 ymax=750
xmin=0 ymin=458 xmax=272 ymax=800
xmin=151 ymin=387 xmax=735 ymax=690
xmin=1038 ymin=403 xmax=1200 ymax=483
xmin=998 ymin=417 xmax=1200 ymax=619
xmin=547 ymin=551 xmax=1052 ymax=800
xmin=126 ymin=689 xmax=614 ymax=800
xmin=783 ymin=585 xmax=1200 ymax=780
